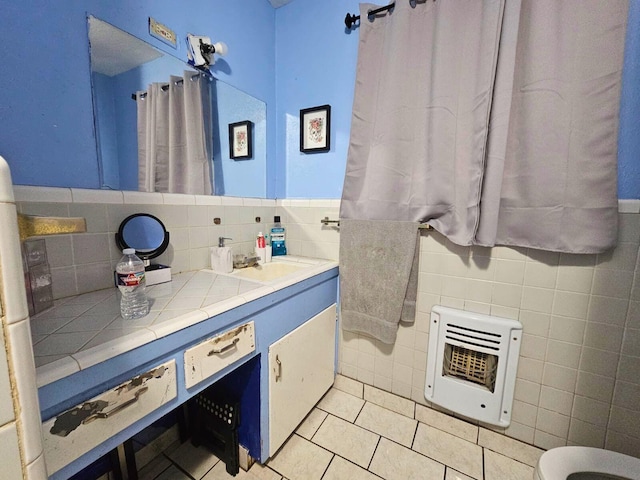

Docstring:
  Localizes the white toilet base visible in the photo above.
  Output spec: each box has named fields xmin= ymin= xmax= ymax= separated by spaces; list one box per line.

xmin=534 ymin=446 xmax=640 ymax=480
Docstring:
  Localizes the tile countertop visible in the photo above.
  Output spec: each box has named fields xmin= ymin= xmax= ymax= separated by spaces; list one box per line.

xmin=30 ymin=256 xmax=338 ymax=388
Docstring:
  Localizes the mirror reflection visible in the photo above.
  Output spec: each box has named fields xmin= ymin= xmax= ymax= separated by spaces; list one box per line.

xmin=116 ymin=213 xmax=169 ymax=259
xmin=88 ymin=16 xmax=267 ymax=197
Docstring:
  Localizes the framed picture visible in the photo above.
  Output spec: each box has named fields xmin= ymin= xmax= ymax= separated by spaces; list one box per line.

xmin=229 ymin=120 xmax=253 ymax=160
xmin=300 ymin=104 xmax=331 ymax=153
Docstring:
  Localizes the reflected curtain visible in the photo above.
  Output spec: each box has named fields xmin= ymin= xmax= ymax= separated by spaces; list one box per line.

xmin=136 ymin=71 xmax=213 ymax=195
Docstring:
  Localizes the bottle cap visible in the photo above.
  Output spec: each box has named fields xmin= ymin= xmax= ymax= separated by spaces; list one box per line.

xmin=123 ymin=248 xmax=135 ymax=255
xmin=258 ymin=231 xmax=263 ymax=236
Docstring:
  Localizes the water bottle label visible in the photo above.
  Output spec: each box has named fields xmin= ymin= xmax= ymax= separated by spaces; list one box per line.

xmin=117 ymin=271 xmax=145 ymax=287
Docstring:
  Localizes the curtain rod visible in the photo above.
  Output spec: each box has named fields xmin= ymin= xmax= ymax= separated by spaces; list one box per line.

xmin=131 ymin=72 xmax=206 ymax=101
xmin=344 ymin=0 xmax=433 ymax=29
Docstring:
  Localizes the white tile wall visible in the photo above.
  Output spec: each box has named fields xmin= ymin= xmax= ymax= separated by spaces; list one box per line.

xmin=0 ymin=163 xmax=46 ymax=479
xmin=330 ymin=208 xmax=640 ymax=456
xmin=16 ymin=191 xmax=280 ymax=299
xmin=12 ymin=186 xmax=640 ymax=459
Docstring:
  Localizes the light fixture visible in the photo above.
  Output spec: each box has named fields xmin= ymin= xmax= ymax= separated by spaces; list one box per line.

xmin=186 ymin=34 xmax=228 ymax=68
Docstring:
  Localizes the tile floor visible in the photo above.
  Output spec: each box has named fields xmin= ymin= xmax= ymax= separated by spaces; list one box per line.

xmin=136 ymin=375 xmax=544 ymax=480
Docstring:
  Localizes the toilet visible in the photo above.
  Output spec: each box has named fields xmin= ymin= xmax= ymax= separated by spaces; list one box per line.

xmin=534 ymin=446 xmax=640 ymax=480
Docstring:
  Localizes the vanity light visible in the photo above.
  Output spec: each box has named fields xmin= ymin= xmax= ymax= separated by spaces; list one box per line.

xmin=186 ymin=34 xmax=228 ymax=68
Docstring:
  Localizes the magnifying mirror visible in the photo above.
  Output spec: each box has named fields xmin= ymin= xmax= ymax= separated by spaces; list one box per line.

xmin=115 ymin=213 xmax=169 ymax=260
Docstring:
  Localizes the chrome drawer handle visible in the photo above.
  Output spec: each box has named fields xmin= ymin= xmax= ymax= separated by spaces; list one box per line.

xmin=82 ymin=387 xmax=149 ymax=424
xmin=208 ymin=336 xmax=240 ymax=355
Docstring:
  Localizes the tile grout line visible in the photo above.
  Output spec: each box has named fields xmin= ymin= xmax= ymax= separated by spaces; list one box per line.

xmin=318 ymin=452 xmax=336 ymax=480
xmin=365 ymin=436 xmax=382 ymax=472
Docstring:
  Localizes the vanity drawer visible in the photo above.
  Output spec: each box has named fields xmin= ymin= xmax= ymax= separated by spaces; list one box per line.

xmin=184 ymin=321 xmax=255 ymax=389
xmin=42 ymin=360 xmax=177 ymax=476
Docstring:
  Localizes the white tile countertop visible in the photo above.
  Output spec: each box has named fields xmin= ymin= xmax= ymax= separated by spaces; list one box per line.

xmin=31 ymin=256 xmax=338 ymax=388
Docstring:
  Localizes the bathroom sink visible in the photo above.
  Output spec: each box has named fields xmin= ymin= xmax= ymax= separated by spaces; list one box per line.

xmin=230 ymin=261 xmax=307 ymax=282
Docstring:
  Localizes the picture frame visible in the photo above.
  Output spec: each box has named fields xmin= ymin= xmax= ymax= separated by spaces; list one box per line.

xmin=229 ymin=120 xmax=253 ymax=160
xmin=300 ymin=104 xmax=331 ymax=153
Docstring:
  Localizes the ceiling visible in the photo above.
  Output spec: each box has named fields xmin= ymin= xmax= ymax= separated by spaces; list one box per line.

xmin=89 ymin=17 xmax=163 ymax=76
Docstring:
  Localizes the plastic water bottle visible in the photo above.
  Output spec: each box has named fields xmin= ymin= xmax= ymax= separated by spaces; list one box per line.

xmin=116 ymin=248 xmax=149 ymax=320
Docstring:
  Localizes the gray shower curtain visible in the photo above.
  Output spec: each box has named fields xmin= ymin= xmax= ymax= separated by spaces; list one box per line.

xmin=137 ymin=71 xmax=213 ymax=195
xmin=340 ymin=0 xmax=628 ymax=343
xmin=341 ymin=0 xmax=627 ymax=251
xmin=341 ymin=0 xmax=506 ymax=245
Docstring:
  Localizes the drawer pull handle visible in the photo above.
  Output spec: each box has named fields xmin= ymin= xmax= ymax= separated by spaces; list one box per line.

xmin=275 ymin=355 xmax=282 ymax=382
xmin=82 ymin=387 xmax=149 ymax=424
xmin=208 ymin=336 xmax=240 ymax=356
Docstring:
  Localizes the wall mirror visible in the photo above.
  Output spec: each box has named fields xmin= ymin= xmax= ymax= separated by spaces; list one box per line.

xmin=88 ymin=16 xmax=267 ymax=198
xmin=115 ymin=213 xmax=169 ymax=261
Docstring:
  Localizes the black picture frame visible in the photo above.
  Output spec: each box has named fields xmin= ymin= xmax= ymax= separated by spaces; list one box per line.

xmin=229 ymin=120 xmax=253 ymax=160
xmin=300 ymin=104 xmax=331 ymax=153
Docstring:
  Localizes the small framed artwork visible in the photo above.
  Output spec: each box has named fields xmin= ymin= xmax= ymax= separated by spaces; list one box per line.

xmin=300 ymin=104 xmax=331 ymax=153
xmin=229 ymin=120 xmax=253 ymax=160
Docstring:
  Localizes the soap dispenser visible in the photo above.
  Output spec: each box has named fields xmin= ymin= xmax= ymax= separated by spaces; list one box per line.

xmin=211 ymin=237 xmax=233 ymax=273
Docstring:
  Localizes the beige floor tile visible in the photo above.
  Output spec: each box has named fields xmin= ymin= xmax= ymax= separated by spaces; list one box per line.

xmin=138 ymin=454 xmax=172 ymax=480
xmin=445 ymin=468 xmax=475 ymax=480
xmin=355 ymin=402 xmax=418 ymax=447
xmin=322 ymin=456 xmax=380 ymax=480
xmin=369 ymin=437 xmax=445 ymax=480
xmin=165 ymin=440 xmax=220 ymax=479
xmin=413 ymin=424 xmax=483 ymax=480
xmin=364 ymin=384 xmax=415 ymax=418
xmin=296 ymin=408 xmax=328 ymax=440
xmin=478 ymin=427 xmax=544 ymax=467
xmin=155 ymin=465 xmax=192 ymax=479
xmin=484 ymin=449 xmax=534 ymax=480
xmin=247 ymin=463 xmax=283 ymax=480
xmin=203 ymin=460 xmax=278 ymax=479
xmin=313 ymin=414 xmax=379 ymax=468
xmin=266 ymin=434 xmax=332 ymax=480
xmin=334 ymin=374 xmax=364 ymax=398
xmin=317 ymin=388 xmax=365 ymax=422
xmin=415 ymin=404 xmax=478 ymax=443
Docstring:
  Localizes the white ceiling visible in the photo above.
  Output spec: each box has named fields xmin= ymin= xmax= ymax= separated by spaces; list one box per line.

xmin=89 ymin=17 xmax=162 ymax=76
xmin=268 ymin=0 xmax=294 ymax=8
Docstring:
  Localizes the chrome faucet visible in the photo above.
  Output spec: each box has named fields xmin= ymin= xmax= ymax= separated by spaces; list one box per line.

xmin=218 ymin=236 xmax=232 ymax=247
xmin=233 ymin=254 xmax=260 ymax=269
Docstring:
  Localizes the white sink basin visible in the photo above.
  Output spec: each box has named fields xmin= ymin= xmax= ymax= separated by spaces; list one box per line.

xmin=230 ymin=261 xmax=308 ymax=282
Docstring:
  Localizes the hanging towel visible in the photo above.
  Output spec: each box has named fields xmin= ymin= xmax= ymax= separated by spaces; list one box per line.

xmin=339 ymin=219 xmax=420 ymax=344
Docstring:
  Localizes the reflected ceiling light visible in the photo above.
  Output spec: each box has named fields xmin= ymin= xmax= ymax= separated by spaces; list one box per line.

xmin=186 ymin=34 xmax=228 ymax=69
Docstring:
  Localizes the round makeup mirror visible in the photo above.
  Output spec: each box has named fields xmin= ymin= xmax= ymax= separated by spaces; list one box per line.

xmin=115 ymin=213 xmax=169 ymax=261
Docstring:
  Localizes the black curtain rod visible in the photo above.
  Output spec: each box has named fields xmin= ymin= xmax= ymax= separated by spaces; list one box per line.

xmin=344 ymin=0 xmax=433 ymax=29
xmin=345 ymin=2 xmax=395 ymax=29
xmin=131 ymin=72 xmax=205 ymax=100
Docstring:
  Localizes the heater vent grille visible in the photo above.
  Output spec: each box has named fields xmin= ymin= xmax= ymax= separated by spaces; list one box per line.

xmin=443 ymin=344 xmax=497 ymax=392
xmin=445 ymin=323 xmax=501 ymax=351
xmin=425 ymin=306 xmax=523 ymax=427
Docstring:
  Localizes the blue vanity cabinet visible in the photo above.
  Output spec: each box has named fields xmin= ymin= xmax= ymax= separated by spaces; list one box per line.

xmin=38 ymin=267 xmax=339 ymax=479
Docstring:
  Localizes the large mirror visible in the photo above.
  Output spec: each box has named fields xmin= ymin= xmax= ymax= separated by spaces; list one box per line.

xmin=88 ymin=16 xmax=267 ymax=197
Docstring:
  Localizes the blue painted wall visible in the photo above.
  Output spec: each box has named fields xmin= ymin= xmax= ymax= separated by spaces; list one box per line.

xmin=274 ymin=0 xmax=640 ymax=199
xmin=0 ymin=0 xmax=275 ymax=194
xmin=0 ymin=0 xmax=637 ymax=198
xmin=618 ymin=0 xmax=640 ymax=199
xmin=273 ymin=0 xmax=359 ymax=198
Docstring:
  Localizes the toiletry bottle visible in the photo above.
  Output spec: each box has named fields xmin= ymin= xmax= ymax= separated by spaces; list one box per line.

xmin=257 ymin=232 xmax=266 ymax=248
xmin=270 ymin=216 xmax=287 ymax=256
